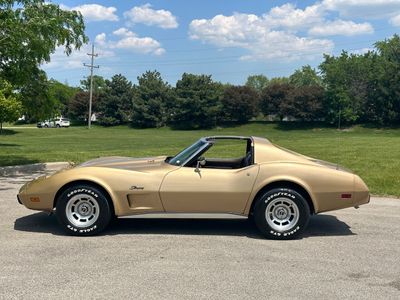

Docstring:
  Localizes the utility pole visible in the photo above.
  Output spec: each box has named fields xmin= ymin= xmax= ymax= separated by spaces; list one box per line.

xmin=84 ymin=44 xmax=99 ymax=129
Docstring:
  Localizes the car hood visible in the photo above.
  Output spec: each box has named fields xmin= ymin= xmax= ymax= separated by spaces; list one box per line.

xmin=78 ymin=156 xmax=170 ymax=172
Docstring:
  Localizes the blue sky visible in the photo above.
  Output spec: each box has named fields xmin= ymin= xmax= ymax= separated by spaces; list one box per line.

xmin=45 ymin=0 xmax=400 ymax=86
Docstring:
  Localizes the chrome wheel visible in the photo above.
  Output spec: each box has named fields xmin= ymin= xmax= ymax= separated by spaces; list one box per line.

xmin=65 ymin=194 xmax=100 ymax=228
xmin=265 ymin=197 xmax=300 ymax=232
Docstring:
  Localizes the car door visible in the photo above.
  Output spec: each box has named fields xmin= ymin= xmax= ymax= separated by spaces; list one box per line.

xmin=159 ymin=164 xmax=259 ymax=214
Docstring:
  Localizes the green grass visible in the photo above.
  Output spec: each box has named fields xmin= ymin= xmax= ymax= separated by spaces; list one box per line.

xmin=1 ymin=122 xmax=399 ymax=197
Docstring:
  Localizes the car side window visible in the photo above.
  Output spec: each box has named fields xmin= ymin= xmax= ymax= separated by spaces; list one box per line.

xmin=198 ymin=139 xmax=252 ymax=170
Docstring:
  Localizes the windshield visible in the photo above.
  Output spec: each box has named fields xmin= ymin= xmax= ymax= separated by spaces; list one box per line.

xmin=168 ymin=140 xmax=207 ymax=166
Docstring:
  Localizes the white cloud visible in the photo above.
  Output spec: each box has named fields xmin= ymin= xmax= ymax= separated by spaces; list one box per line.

xmin=83 ymin=28 xmax=166 ymax=56
xmin=124 ymin=3 xmax=178 ymax=29
xmin=390 ymin=14 xmax=400 ymax=26
xmin=321 ymin=0 xmax=400 ymax=18
xmin=189 ymin=13 xmax=333 ymax=61
xmin=309 ymin=20 xmax=374 ymax=36
xmin=43 ymin=45 xmax=115 ymax=70
xmin=95 ymin=33 xmax=107 ymax=46
xmin=188 ymin=1 xmax=394 ymax=62
xmin=264 ymin=3 xmax=324 ymax=30
xmin=111 ymin=28 xmax=165 ymax=55
xmin=112 ymin=27 xmax=135 ymax=37
xmin=65 ymin=4 xmax=119 ymax=22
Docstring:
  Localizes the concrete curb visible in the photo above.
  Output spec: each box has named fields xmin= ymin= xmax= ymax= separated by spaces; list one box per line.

xmin=0 ymin=162 xmax=70 ymax=177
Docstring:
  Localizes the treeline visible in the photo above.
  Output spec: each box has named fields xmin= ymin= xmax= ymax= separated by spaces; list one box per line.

xmin=81 ymin=34 xmax=400 ymax=129
xmin=3 ymin=35 xmax=400 ymax=129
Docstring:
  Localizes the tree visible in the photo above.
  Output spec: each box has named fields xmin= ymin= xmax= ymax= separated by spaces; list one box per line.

xmin=221 ymin=86 xmax=260 ymax=123
xmin=68 ymin=91 xmax=97 ymax=121
xmin=48 ymin=79 xmax=78 ymax=117
xmin=0 ymin=0 xmax=87 ymax=87
xmin=261 ymin=83 xmax=294 ymax=121
xmin=80 ymin=75 xmax=106 ymax=94
xmin=245 ymin=75 xmax=269 ymax=94
xmin=319 ymin=51 xmax=374 ymax=124
xmin=131 ymin=71 xmax=172 ymax=128
xmin=289 ymin=65 xmax=322 ymax=87
xmin=168 ymin=73 xmax=223 ymax=129
xmin=0 ymin=81 xmax=22 ymax=133
xmin=97 ymin=75 xmax=133 ymax=126
xmin=372 ymin=35 xmax=400 ymax=124
xmin=19 ymin=70 xmax=56 ymax=121
xmin=268 ymin=77 xmax=290 ymax=85
xmin=290 ymin=85 xmax=325 ymax=121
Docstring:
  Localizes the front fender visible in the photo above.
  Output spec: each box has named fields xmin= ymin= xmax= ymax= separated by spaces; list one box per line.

xmin=18 ymin=166 xmax=168 ymax=216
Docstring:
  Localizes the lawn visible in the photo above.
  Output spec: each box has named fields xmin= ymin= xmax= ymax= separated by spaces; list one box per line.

xmin=0 ymin=122 xmax=399 ymax=197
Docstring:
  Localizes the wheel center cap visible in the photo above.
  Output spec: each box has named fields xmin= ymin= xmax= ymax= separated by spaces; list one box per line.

xmin=275 ymin=207 xmax=288 ymax=220
xmin=78 ymin=203 xmax=91 ymax=216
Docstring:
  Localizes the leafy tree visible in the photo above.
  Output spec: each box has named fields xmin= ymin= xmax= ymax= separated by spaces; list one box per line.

xmin=19 ymin=70 xmax=57 ymax=121
xmin=261 ymin=83 xmax=294 ymax=121
xmin=68 ymin=91 xmax=97 ymax=121
xmin=290 ymin=85 xmax=325 ymax=121
xmin=289 ymin=65 xmax=322 ymax=87
xmin=168 ymin=73 xmax=223 ymax=129
xmin=221 ymin=86 xmax=260 ymax=123
xmin=245 ymin=75 xmax=269 ymax=94
xmin=0 ymin=0 xmax=87 ymax=87
xmin=0 ymin=81 xmax=22 ymax=133
xmin=80 ymin=75 xmax=106 ymax=94
xmin=373 ymin=35 xmax=400 ymax=124
xmin=48 ymin=79 xmax=78 ymax=117
xmin=97 ymin=74 xmax=133 ymax=126
xmin=268 ymin=77 xmax=290 ymax=85
xmin=319 ymin=51 xmax=374 ymax=124
xmin=131 ymin=71 xmax=172 ymax=128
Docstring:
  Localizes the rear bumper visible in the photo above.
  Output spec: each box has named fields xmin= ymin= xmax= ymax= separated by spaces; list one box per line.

xmin=354 ymin=175 xmax=370 ymax=206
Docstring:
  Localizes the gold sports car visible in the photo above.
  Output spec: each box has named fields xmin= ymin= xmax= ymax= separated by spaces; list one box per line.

xmin=17 ymin=136 xmax=369 ymax=239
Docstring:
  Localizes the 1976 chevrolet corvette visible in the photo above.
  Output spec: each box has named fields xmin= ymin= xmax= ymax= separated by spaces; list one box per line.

xmin=17 ymin=136 xmax=369 ymax=239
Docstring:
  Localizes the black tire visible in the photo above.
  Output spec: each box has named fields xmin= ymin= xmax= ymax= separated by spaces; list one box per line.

xmin=44 ymin=125 xmax=48 ymax=128
xmin=56 ymin=124 xmax=60 ymax=128
xmin=55 ymin=184 xmax=112 ymax=236
xmin=253 ymin=188 xmax=310 ymax=240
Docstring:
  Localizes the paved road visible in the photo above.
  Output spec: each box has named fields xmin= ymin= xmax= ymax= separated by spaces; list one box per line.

xmin=1 ymin=169 xmax=399 ymax=299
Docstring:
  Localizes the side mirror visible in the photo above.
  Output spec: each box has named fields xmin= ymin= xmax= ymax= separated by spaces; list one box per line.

xmin=194 ymin=157 xmax=206 ymax=173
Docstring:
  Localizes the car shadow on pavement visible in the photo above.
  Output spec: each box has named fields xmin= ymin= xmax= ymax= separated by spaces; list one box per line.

xmin=14 ymin=212 xmax=354 ymax=239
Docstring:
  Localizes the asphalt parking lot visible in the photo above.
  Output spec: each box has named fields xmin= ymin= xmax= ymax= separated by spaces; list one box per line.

xmin=1 ymin=168 xmax=399 ymax=299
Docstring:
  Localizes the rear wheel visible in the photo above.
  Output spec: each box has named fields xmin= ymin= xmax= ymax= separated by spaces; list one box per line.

xmin=56 ymin=184 xmax=112 ymax=236
xmin=253 ymin=188 xmax=310 ymax=240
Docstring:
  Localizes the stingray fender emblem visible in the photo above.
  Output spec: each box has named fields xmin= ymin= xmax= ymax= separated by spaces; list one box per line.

xmin=130 ymin=185 xmax=144 ymax=190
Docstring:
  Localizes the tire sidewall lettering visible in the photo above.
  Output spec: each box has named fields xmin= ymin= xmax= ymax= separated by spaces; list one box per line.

xmin=254 ymin=188 xmax=309 ymax=240
xmin=67 ymin=188 xmax=98 ymax=199
xmin=57 ymin=185 xmax=111 ymax=236
xmin=67 ymin=224 xmax=98 ymax=233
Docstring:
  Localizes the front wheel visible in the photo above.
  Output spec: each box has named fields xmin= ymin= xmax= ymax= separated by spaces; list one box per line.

xmin=253 ymin=188 xmax=310 ymax=240
xmin=55 ymin=184 xmax=112 ymax=236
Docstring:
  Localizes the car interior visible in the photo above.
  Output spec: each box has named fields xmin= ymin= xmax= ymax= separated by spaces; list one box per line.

xmin=186 ymin=138 xmax=253 ymax=169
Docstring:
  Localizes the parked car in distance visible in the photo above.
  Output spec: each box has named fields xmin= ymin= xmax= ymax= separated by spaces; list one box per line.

xmin=37 ymin=118 xmax=70 ymax=128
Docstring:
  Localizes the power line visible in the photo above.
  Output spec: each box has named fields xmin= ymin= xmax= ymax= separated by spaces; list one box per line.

xmin=83 ymin=44 xmax=99 ymax=129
